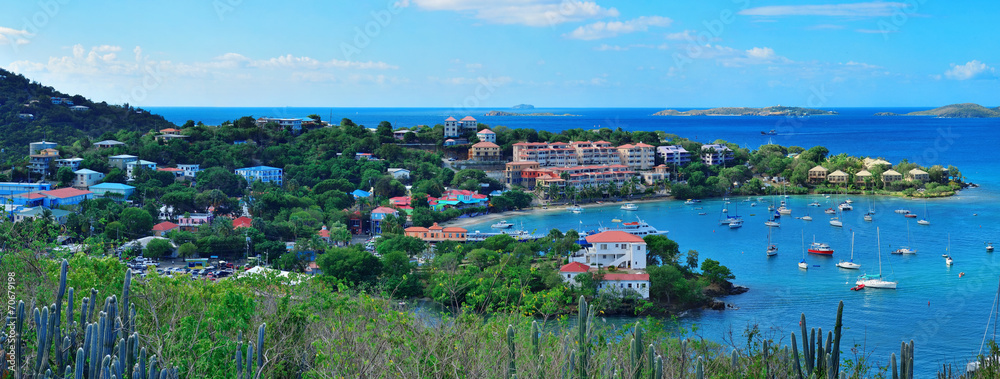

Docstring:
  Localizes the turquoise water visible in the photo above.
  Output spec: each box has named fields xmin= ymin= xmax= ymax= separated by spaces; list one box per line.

xmin=150 ymin=106 xmax=999 ymax=375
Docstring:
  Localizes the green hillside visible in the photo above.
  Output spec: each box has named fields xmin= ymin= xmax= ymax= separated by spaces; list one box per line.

xmin=905 ymin=103 xmax=1000 ymax=118
xmin=0 ymin=68 xmax=175 ymax=162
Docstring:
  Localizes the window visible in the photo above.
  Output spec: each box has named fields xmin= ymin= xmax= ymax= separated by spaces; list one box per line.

xmin=628 ymin=283 xmax=632 ymax=288
xmin=641 ymin=283 xmax=647 ymax=288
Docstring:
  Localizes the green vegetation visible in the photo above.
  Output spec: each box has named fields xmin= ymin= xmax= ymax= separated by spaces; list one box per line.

xmin=653 ymin=106 xmax=837 ymax=116
xmin=904 ymin=103 xmax=1000 ymax=118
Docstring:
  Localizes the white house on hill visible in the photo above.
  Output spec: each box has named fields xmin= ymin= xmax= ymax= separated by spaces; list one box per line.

xmin=570 ymin=230 xmax=647 ymax=270
xmin=559 ymin=262 xmax=650 ymax=299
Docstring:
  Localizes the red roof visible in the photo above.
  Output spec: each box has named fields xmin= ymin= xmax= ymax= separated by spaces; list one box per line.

xmin=318 ymin=226 xmax=330 ymax=238
xmin=42 ymin=188 xmax=92 ymax=199
xmin=460 ymin=116 xmax=477 ymax=121
xmin=585 ymin=231 xmax=646 ymax=244
xmin=152 ymin=221 xmax=179 ymax=231
xmin=634 ymin=142 xmax=654 ymax=148
xmin=371 ymin=206 xmax=398 ymax=214
xmin=442 ymin=226 xmax=467 ymax=232
xmin=618 ymin=144 xmax=635 ymax=149
xmin=478 ymin=129 xmax=495 ymax=134
xmin=445 ymin=116 xmax=457 ymax=121
xmin=603 ymin=273 xmax=650 ymax=281
xmin=429 ymin=223 xmax=443 ymax=230
xmin=160 ymin=128 xmax=181 ymax=133
xmin=405 ymin=226 xmax=428 ymax=232
xmin=232 ymin=216 xmax=252 ymax=228
xmin=560 ymin=262 xmax=591 ymax=273
xmin=157 ymin=167 xmax=183 ymax=172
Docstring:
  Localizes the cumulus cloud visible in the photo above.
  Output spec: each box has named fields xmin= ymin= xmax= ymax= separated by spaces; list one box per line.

xmin=665 ymin=29 xmax=696 ymax=41
xmin=943 ymin=60 xmax=996 ymax=80
xmin=0 ymin=26 xmax=31 ymax=45
xmin=564 ymin=16 xmax=672 ymax=40
xmin=404 ymin=0 xmax=619 ymax=26
xmin=739 ymin=2 xmax=909 ymax=17
xmin=593 ymin=43 xmax=668 ymax=51
xmin=711 ymin=46 xmax=794 ymax=67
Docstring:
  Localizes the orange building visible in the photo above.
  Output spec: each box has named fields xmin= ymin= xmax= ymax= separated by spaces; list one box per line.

xmin=404 ymin=222 xmax=467 ymax=243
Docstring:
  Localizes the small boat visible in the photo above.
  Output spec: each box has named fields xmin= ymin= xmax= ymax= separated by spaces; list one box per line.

xmin=767 ymin=227 xmax=778 ymax=257
xmin=808 ymin=238 xmax=834 ymax=255
xmin=491 ymin=220 xmax=513 ymax=229
xmin=729 ymin=219 xmax=744 ymax=229
xmin=611 ymin=218 xmax=622 ymax=223
xmin=863 ymin=212 xmax=873 ymax=222
xmin=621 ymin=203 xmax=638 ymax=211
xmin=904 ymin=214 xmax=917 ymax=218
xmin=987 ymin=242 xmax=994 ymax=252
xmin=829 ymin=218 xmax=843 ymax=227
xmin=698 ymin=212 xmax=707 ymax=215
xmin=946 ymin=256 xmax=954 ymax=266
xmin=799 ymin=232 xmax=809 ymax=269
xmin=836 ymin=233 xmax=861 ymax=269
xmin=765 ymin=221 xmax=780 ymax=227
xmin=892 ymin=247 xmax=917 ymax=255
xmin=845 ymin=199 xmax=853 ymax=204
xmin=824 ymin=208 xmax=836 ymax=215
xmin=838 ymin=202 xmax=853 ymax=211
xmin=917 ymin=219 xmax=930 ymax=225
xmin=809 ymin=201 xmax=821 ymax=207
xmin=895 ymin=209 xmax=910 ymax=214
xmin=761 ymin=129 xmax=777 ymax=135
xmin=750 ymin=202 xmax=756 ymax=207
xmin=568 ymin=205 xmax=583 ymax=213
xmin=850 ymin=283 xmax=865 ymax=291
xmin=801 ymin=215 xmax=813 ymax=221
xmin=856 ymin=228 xmax=897 ymax=289
xmin=684 ymin=199 xmax=695 ymax=205
xmin=777 ymin=206 xmax=791 ymax=215
xmin=825 ymin=195 xmax=831 ymax=199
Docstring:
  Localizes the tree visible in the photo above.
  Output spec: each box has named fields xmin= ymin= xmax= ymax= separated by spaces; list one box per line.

xmin=178 ymin=242 xmax=198 ymax=258
xmin=373 ymin=176 xmax=406 ymax=198
xmin=196 ymin=167 xmax=248 ymax=197
xmin=643 ymin=235 xmax=680 ymax=266
xmin=700 ymin=258 xmax=735 ymax=284
xmin=685 ymin=250 xmax=699 ymax=270
xmin=380 ymin=250 xmax=422 ymax=298
xmin=377 ymin=235 xmax=427 ymax=257
xmin=120 ymin=208 xmax=154 ymax=238
xmin=317 ymin=247 xmax=383 ymax=286
xmin=56 ymin=166 xmax=75 ymax=187
xmin=145 ymin=238 xmax=174 ymax=258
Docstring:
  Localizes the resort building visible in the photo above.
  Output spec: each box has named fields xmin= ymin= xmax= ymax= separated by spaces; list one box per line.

xmin=370 ymin=206 xmax=399 ymax=235
xmin=700 ymin=144 xmax=734 ymax=166
xmin=827 ymin=170 xmax=849 ymax=184
xmin=513 ymin=142 xmax=580 ymax=167
xmin=504 ymin=161 xmax=541 ymax=187
xmin=468 ymin=141 xmax=501 ymax=161
xmin=534 ymin=165 xmax=636 ymax=192
xmin=55 ymin=157 xmax=84 ymax=170
xmin=907 ymin=168 xmax=929 ymax=182
xmin=125 ymin=160 xmax=157 ymax=180
xmin=88 ymin=183 xmax=135 ymax=200
xmin=460 ymin=116 xmax=477 ymax=129
xmin=28 ymin=148 xmax=60 ymax=176
xmin=404 ymin=222 xmax=467 ymax=243
xmin=94 ymin=140 xmax=126 ymax=149
xmin=571 ymin=141 xmax=621 ymax=166
xmin=152 ymin=221 xmax=179 ymax=237
xmin=477 ymin=129 xmax=496 ymax=143
xmin=559 ymin=262 xmax=650 ymax=299
xmin=881 ymin=170 xmax=903 ymax=183
xmin=29 ymin=141 xmax=57 ymax=155
xmin=569 ymin=230 xmax=648 ymax=270
xmin=235 ymin=166 xmax=283 ymax=186
xmin=657 ymin=145 xmax=691 ymax=166
xmin=855 ymin=170 xmax=873 ymax=185
xmin=108 ymin=155 xmax=138 ymax=170
xmin=73 ymin=169 xmax=105 ymax=188
xmin=255 ymin=117 xmax=303 ymax=132
xmin=640 ymin=165 xmax=670 ymax=185
xmin=616 ymin=143 xmax=656 ymax=170
xmin=808 ymin=165 xmax=829 ymax=183
xmin=863 ymin=158 xmax=892 ymax=170
xmin=444 ymin=117 xmax=460 ymax=138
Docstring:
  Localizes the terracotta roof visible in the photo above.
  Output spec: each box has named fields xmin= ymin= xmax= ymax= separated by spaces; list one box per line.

xmin=478 ymin=129 xmax=495 ymax=134
xmin=371 ymin=206 xmax=398 ymax=214
xmin=157 ymin=167 xmax=183 ymax=172
xmin=405 ymin=226 xmax=428 ymax=232
xmin=634 ymin=142 xmax=654 ymax=148
xmin=460 ymin=116 xmax=477 ymax=121
xmin=152 ymin=221 xmax=179 ymax=231
xmin=160 ymin=128 xmax=181 ymax=133
xmin=318 ymin=226 xmax=330 ymax=238
xmin=617 ymin=144 xmax=635 ymax=149
xmin=442 ymin=226 xmax=467 ymax=232
xmin=585 ymin=231 xmax=646 ymax=244
xmin=42 ymin=188 xmax=92 ymax=199
xmin=603 ymin=273 xmax=650 ymax=281
xmin=560 ymin=262 xmax=591 ymax=273
xmin=445 ymin=116 xmax=457 ymax=121
xmin=429 ymin=223 xmax=443 ymax=230
xmin=471 ymin=141 xmax=500 ymax=148
xmin=232 ymin=216 xmax=252 ymax=228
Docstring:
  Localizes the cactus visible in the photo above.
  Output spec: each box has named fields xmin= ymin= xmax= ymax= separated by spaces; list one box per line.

xmin=631 ymin=321 xmax=643 ymax=379
xmin=507 ymin=324 xmax=516 ymax=379
xmin=891 ymin=340 xmax=914 ymax=379
xmin=696 ymin=356 xmax=704 ymax=379
xmin=791 ymin=332 xmax=804 ymax=379
xmin=576 ymin=296 xmax=591 ymax=379
xmin=530 ymin=320 xmax=540 ymax=357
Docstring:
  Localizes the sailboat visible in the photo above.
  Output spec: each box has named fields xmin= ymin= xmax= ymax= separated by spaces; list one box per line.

xmin=830 ymin=206 xmax=843 ymax=227
xmin=765 ymin=211 xmax=780 ymax=227
xmin=798 ymin=232 xmax=809 ymax=269
xmin=720 ymin=199 xmax=742 ymax=227
xmin=917 ymin=200 xmax=930 ymax=225
xmin=891 ymin=219 xmax=917 ymax=254
xmin=944 ymin=234 xmax=954 ymax=266
xmin=836 ymin=232 xmax=861 ymax=269
xmin=863 ymin=198 xmax=875 ymax=222
xmin=767 ymin=227 xmax=778 ymax=257
xmin=856 ymin=227 xmax=897 ymax=289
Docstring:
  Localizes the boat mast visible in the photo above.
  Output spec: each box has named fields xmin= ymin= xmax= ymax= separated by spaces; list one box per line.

xmin=877 ymin=227 xmax=883 ymax=275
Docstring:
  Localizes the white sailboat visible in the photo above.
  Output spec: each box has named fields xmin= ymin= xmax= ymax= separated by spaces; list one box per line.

xmin=917 ymin=200 xmax=930 ymax=225
xmin=944 ymin=234 xmax=954 ymax=266
xmin=765 ymin=211 xmax=780 ymax=227
xmin=799 ymin=232 xmax=809 ymax=269
xmin=767 ymin=227 xmax=778 ymax=257
xmin=830 ymin=207 xmax=843 ymax=227
xmin=856 ymin=227 xmax=897 ymax=289
xmin=836 ymin=232 xmax=861 ymax=269
xmin=863 ymin=198 xmax=875 ymax=222
xmin=891 ymin=220 xmax=917 ymax=254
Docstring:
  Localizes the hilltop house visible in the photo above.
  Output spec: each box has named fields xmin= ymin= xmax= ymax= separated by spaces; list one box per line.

xmin=657 ymin=145 xmax=691 ymax=166
xmin=152 ymin=221 xmax=179 ymax=237
xmin=88 ymin=183 xmax=135 ymax=200
xmin=126 ymin=160 xmax=157 ymax=180
xmin=855 ymin=170 xmax=873 ymax=185
xmin=235 ymin=166 xmax=283 ymax=186
xmin=370 ymin=206 xmax=399 ymax=235
xmin=477 ymin=129 xmax=496 ymax=143
xmin=827 ymin=170 xmax=849 ymax=184
xmin=808 ymin=165 xmax=829 ymax=183
xmin=881 ymin=169 xmax=903 ymax=184
xmin=178 ymin=213 xmax=213 ymax=232
xmin=468 ymin=141 xmax=501 ymax=161
xmin=73 ymin=169 xmax=105 ymax=188
xmin=29 ymin=141 xmax=57 ymax=155
xmin=177 ymin=164 xmax=201 ymax=178
xmin=700 ymin=144 xmax=734 ymax=166
xmin=55 ymin=157 xmax=84 ymax=170
xmin=569 ymin=231 xmax=647 ymax=270
xmin=108 ymin=155 xmax=138 ymax=170
xmin=907 ymin=168 xmax=929 ymax=182
xmin=95 ymin=140 xmax=126 ymax=149
xmin=559 ymin=262 xmax=650 ymax=299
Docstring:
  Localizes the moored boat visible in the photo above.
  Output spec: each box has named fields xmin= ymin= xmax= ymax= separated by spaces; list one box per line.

xmin=491 ymin=220 xmax=514 ymax=229
xmin=808 ymin=238 xmax=834 ymax=255
xmin=621 ymin=203 xmax=638 ymax=211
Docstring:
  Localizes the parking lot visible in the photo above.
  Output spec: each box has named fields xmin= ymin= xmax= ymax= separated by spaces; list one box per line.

xmin=125 ymin=257 xmax=242 ymax=282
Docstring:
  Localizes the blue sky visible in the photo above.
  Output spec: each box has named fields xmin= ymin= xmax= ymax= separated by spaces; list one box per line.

xmin=1 ymin=0 xmax=997 ymax=107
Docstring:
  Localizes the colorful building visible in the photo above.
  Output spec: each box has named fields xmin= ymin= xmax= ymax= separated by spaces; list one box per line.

xmin=370 ymin=206 xmax=399 ymax=235
xmin=235 ymin=166 xmax=283 ymax=186
xmin=569 ymin=231 xmax=648 ymax=270
xmin=404 ymin=222 xmax=467 ymax=243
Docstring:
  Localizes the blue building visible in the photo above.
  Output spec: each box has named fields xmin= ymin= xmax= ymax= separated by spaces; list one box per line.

xmin=235 ymin=166 xmax=283 ymax=186
xmin=89 ymin=183 xmax=136 ymax=200
xmin=0 ymin=182 xmax=52 ymax=197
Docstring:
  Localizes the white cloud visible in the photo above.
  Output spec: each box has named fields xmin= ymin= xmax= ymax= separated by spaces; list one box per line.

xmin=593 ymin=43 xmax=668 ymax=51
xmin=943 ymin=60 xmax=996 ymax=80
xmin=665 ymin=29 xmax=696 ymax=41
xmin=740 ymin=2 xmax=909 ymax=17
xmin=564 ymin=16 xmax=672 ymax=40
xmin=0 ymin=26 xmax=31 ymax=45
xmin=711 ymin=46 xmax=794 ymax=67
xmin=405 ymin=0 xmax=619 ymax=26
xmin=746 ymin=47 xmax=776 ymax=60
xmin=465 ymin=63 xmax=483 ymax=70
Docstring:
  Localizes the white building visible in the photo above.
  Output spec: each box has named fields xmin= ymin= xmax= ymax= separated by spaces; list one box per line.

xmin=55 ymin=157 xmax=84 ymax=170
xmin=177 ymin=164 xmax=201 ymax=178
xmin=477 ymin=129 xmax=496 ymax=143
xmin=255 ymin=117 xmax=302 ymax=132
xmin=73 ymin=169 xmax=105 ymax=188
xmin=126 ymin=160 xmax=157 ymax=180
xmin=700 ymin=144 xmax=734 ymax=166
xmin=656 ymin=145 xmax=691 ymax=166
xmin=559 ymin=262 xmax=650 ymax=299
xmin=570 ymin=231 xmax=647 ymax=270
xmin=444 ymin=116 xmax=460 ymax=138
xmin=460 ymin=116 xmax=477 ymax=129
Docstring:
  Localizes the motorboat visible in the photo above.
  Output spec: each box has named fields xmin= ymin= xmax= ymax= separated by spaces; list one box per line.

xmin=892 ymin=247 xmax=917 ymax=255
xmin=863 ymin=213 xmax=873 ymax=222
xmin=765 ymin=221 xmax=780 ymax=227
xmin=904 ymin=214 xmax=917 ymax=218
xmin=809 ymin=201 xmax=821 ymax=207
xmin=829 ymin=218 xmax=843 ymax=227
xmin=917 ymin=219 xmax=930 ymax=225
xmin=838 ymin=202 xmax=853 ymax=211
xmin=824 ymin=208 xmax=836 ymax=215
xmin=684 ymin=199 xmax=696 ymax=205
xmin=568 ymin=205 xmax=583 ymax=214
xmin=895 ymin=209 xmax=910 ymax=214
xmin=988 ymin=242 xmax=995 ymax=252
xmin=808 ymin=238 xmax=834 ymax=255
xmin=801 ymin=215 xmax=813 ymax=221
xmin=946 ymin=256 xmax=954 ymax=266
xmin=491 ymin=220 xmax=514 ymax=229
xmin=621 ymin=203 xmax=638 ymax=211
xmin=729 ymin=219 xmax=744 ymax=229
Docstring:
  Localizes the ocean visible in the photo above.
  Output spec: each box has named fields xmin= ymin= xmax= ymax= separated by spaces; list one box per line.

xmin=148 ymin=106 xmax=1000 ymax=375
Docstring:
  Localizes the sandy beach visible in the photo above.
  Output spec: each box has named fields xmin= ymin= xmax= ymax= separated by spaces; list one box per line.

xmin=440 ymin=196 xmax=675 ymax=229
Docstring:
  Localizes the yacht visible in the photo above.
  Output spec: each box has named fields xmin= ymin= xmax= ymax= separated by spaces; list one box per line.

xmin=596 ymin=218 xmax=668 ymax=237
xmin=728 ymin=218 xmax=744 ymax=229
xmin=568 ymin=205 xmax=583 ymax=214
xmin=838 ymin=202 xmax=853 ymax=211
xmin=621 ymin=203 xmax=638 ymax=211
xmin=809 ymin=201 xmax=821 ymax=207
xmin=807 ymin=238 xmax=834 ymax=255
xmin=491 ymin=220 xmax=514 ymax=229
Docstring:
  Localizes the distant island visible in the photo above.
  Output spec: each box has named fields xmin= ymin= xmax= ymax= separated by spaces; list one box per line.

xmin=511 ymin=104 xmax=534 ymax=109
xmin=484 ymin=110 xmax=579 ymax=117
xmin=879 ymin=103 xmax=1000 ymax=118
xmin=653 ymin=106 xmax=837 ymax=116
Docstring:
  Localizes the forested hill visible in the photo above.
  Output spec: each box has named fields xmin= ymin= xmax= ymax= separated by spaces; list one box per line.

xmin=0 ymin=68 xmax=175 ymax=161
